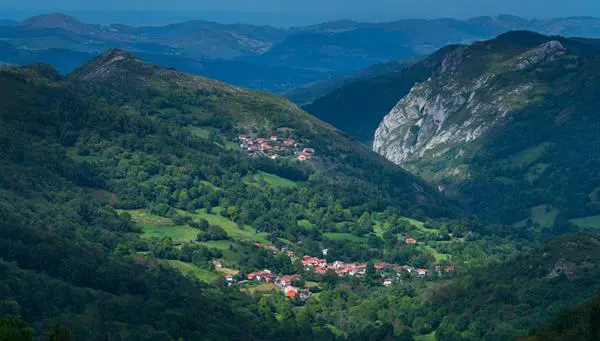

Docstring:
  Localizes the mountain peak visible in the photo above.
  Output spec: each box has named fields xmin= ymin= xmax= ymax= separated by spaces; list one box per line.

xmin=69 ymin=48 xmax=150 ymax=82
xmin=19 ymin=13 xmax=95 ymax=34
xmin=69 ymin=48 xmax=237 ymax=94
xmin=492 ymin=30 xmax=551 ymax=47
xmin=98 ymin=48 xmax=137 ymax=63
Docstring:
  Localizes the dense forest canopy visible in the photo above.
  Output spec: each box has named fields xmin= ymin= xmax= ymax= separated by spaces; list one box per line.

xmin=0 ymin=53 xmax=466 ymax=340
xmin=0 ymin=43 xmax=599 ymax=341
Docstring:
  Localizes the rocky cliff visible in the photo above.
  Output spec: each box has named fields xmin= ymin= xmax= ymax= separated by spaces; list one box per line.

xmin=372 ymin=31 xmax=600 ymax=224
xmin=373 ymin=33 xmax=569 ymax=182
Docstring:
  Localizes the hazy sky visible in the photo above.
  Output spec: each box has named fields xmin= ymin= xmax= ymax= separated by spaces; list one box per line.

xmin=2 ymin=0 xmax=600 ymax=26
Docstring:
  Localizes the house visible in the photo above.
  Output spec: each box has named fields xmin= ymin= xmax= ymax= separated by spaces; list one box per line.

xmin=247 ymin=145 xmax=258 ymax=151
xmin=212 ymin=260 xmax=222 ymax=269
xmin=416 ymin=268 xmax=430 ymax=277
xmin=383 ymin=278 xmax=393 ymax=287
xmin=256 ymin=138 xmax=268 ymax=144
xmin=336 ymin=267 xmax=351 ymax=276
xmin=224 ymin=274 xmax=234 ymax=282
xmin=283 ymin=139 xmax=295 ymax=146
xmin=315 ymin=268 xmax=328 ymax=275
xmin=260 ymin=143 xmax=274 ymax=151
xmin=301 ymin=256 xmax=327 ymax=270
xmin=405 ymin=237 xmax=417 ymax=245
xmin=331 ymin=261 xmax=345 ymax=270
xmin=374 ymin=262 xmax=392 ymax=271
xmin=287 ymin=251 xmax=295 ymax=258
xmin=321 ymin=249 xmax=329 ymax=256
xmin=276 ymin=274 xmax=301 ymax=288
xmin=297 ymin=152 xmax=311 ymax=161
xmin=270 ymin=136 xmax=278 ymax=141
xmin=354 ymin=263 xmax=367 ymax=276
xmin=284 ymin=286 xmax=299 ymax=299
xmin=302 ymin=148 xmax=315 ymax=154
xmin=247 ymin=270 xmax=273 ymax=281
xmin=269 ymin=154 xmax=280 ymax=160
xmin=434 ymin=265 xmax=454 ymax=273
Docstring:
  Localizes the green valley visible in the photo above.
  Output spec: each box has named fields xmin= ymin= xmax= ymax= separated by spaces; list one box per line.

xmin=1 ymin=29 xmax=600 ymax=341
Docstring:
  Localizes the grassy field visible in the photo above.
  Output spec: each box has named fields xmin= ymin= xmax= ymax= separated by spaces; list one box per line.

xmin=164 ymin=260 xmax=220 ymax=283
xmin=119 ymin=209 xmax=200 ymax=243
xmin=570 ymin=215 xmax=600 ymax=229
xmin=297 ymin=219 xmax=315 ymax=230
xmin=216 ymin=267 xmax=239 ymax=276
xmin=142 ymin=225 xmax=200 ymax=243
xmin=401 ymin=216 xmax=440 ymax=235
xmin=258 ymin=171 xmax=297 ymax=188
xmin=373 ymin=220 xmax=390 ymax=237
xmin=415 ymin=331 xmax=436 ymax=341
xmin=419 ymin=245 xmax=450 ymax=262
xmin=531 ymin=205 xmax=559 ymax=228
xmin=199 ymin=240 xmax=234 ymax=250
xmin=323 ymin=232 xmax=367 ymax=243
xmin=508 ymin=142 xmax=551 ymax=167
xmin=186 ymin=125 xmax=212 ymax=139
xmin=120 ymin=209 xmax=171 ymax=226
xmin=192 ymin=209 xmax=270 ymax=243
xmin=305 ymin=281 xmax=321 ymax=288
xmin=245 ymin=171 xmax=298 ymax=189
xmin=243 ymin=283 xmax=279 ymax=294
xmin=374 ymin=216 xmax=439 ymax=237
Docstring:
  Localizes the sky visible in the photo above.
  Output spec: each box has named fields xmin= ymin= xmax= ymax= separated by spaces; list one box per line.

xmin=1 ymin=0 xmax=600 ymax=26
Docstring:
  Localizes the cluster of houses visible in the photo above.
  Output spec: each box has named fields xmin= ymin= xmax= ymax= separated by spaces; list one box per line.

xmin=225 ymin=237 xmax=454 ymax=292
xmin=224 ymin=269 xmax=311 ymax=300
xmin=237 ymin=134 xmax=315 ymax=161
xmin=301 ymin=256 xmax=368 ymax=276
xmin=301 ymin=255 xmax=454 ymax=286
xmin=255 ymin=238 xmax=454 ymax=284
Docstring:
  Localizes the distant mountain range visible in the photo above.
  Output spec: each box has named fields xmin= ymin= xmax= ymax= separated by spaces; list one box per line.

xmin=3 ymin=13 xmax=600 ymax=93
xmin=0 ymin=19 xmax=15 ymax=26
xmin=285 ymin=59 xmax=411 ymax=106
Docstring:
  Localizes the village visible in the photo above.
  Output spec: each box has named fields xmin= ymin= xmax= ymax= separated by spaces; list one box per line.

xmin=219 ymin=237 xmax=455 ymax=302
xmin=237 ymin=134 xmax=315 ymax=161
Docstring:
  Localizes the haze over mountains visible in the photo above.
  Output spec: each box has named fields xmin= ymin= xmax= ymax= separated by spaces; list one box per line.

xmin=3 ymin=13 xmax=600 ymax=94
xmin=3 ymin=7 xmax=600 ymax=341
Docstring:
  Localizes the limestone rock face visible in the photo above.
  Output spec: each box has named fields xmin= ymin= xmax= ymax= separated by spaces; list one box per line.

xmin=372 ymin=38 xmax=566 ymax=182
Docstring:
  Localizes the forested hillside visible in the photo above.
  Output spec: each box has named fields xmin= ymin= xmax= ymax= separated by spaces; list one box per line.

xmin=424 ymin=233 xmax=600 ymax=341
xmin=516 ymin=289 xmax=600 ymax=341
xmin=2 ymin=47 xmax=599 ymax=341
xmin=0 ymin=52 xmax=467 ymax=340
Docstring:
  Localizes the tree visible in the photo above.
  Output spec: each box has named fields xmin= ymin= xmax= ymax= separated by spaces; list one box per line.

xmin=44 ymin=323 xmax=74 ymax=341
xmin=197 ymin=225 xmax=228 ymax=241
xmin=0 ymin=315 xmax=33 ymax=341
